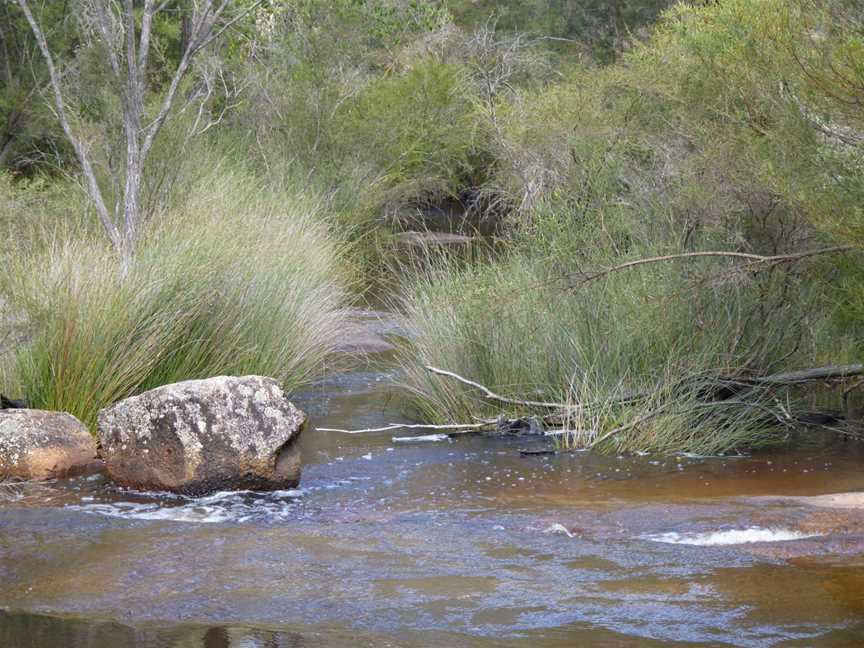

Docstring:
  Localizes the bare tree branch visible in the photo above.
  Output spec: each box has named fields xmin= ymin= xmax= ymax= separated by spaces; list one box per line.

xmin=568 ymin=246 xmax=855 ymax=287
xmin=15 ymin=0 xmax=122 ymax=249
xmin=90 ymin=0 xmax=122 ymax=79
xmin=142 ymin=0 xmax=261 ymax=158
xmin=138 ymin=0 xmax=157 ymax=77
xmin=750 ymin=363 xmax=864 ymax=386
xmin=425 ymin=366 xmax=570 ymax=409
xmin=17 ymin=0 xmax=259 ymax=262
xmin=194 ymin=0 xmax=260 ymax=55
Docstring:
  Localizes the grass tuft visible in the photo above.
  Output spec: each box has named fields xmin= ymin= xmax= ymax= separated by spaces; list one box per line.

xmin=0 ymin=168 xmax=350 ymax=430
xmin=394 ymin=244 xmax=850 ymax=454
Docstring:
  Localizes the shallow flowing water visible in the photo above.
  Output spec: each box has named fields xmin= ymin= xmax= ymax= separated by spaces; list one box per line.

xmin=2 ymin=318 xmax=864 ymax=647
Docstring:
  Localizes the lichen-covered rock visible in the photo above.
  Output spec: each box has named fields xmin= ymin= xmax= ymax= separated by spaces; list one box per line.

xmin=97 ymin=376 xmax=306 ymax=495
xmin=0 ymin=410 xmax=99 ymax=480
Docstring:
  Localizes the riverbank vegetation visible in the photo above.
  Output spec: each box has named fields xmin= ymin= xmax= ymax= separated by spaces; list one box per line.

xmin=1 ymin=0 xmax=862 ymax=452
xmin=0 ymin=166 xmax=348 ymax=429
xmin=394 ymin=0 xmax=864 ymax=453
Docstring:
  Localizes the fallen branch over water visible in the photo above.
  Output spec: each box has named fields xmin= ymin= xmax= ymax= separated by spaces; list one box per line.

xmin=321 ymin=364 xmax=864 ymax=448
xmin=317 ymin=417 xmax=550 ymax=437
xmin=425 ymin=366 xmax=568 ymax=410
xmin=425 ymin=364 xmax=864 ymax=415
xmin=747 ymin=364 xmax=864 ymax=386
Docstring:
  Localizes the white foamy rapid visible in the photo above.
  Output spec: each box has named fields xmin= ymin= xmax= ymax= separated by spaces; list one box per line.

xmin=66 ymin=488 xmax=306 ymax=524
xmin=643 ymin=526 xmax=822 ymax=546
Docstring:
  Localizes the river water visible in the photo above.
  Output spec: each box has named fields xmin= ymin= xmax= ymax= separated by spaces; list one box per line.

xmin=1 ymin=316 xmax=864 ymax=647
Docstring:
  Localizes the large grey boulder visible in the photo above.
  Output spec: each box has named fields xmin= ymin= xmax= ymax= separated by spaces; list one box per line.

xmin=97 ymin=376 xmax=306 ymax=495
xmin=0 ymin=410 xmax=99 ymax=480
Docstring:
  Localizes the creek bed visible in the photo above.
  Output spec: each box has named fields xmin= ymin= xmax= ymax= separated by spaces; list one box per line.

xmin=2 ymin=347 xmax=864 ymax=647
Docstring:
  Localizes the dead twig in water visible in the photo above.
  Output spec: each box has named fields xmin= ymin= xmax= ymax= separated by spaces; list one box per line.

xmin=347 ymin=364 xmax=864 ymax=448
xmin=426 ymin=366 xmax=647 ymax=412
xmin=392 ymin=434 xmax=450 ymax=443
xmin=317 ymin=421 xmax=495 ymax=435
xmin=424 ymin=363 xmax=864 ymax=422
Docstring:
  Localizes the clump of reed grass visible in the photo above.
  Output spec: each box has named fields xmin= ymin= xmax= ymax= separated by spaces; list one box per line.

xmin=556 ymin=367 xmax=788 ymax=456
xmin=0 ymin=167 xmax=350 ymax=429
xmin=394 ymin=243 xmax=841 ymax=454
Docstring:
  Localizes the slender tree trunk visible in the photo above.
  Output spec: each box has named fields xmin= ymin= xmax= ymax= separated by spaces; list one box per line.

xmin=0 ymin=23 xmax=13 ymax=88
xmin=121 ymin=0 xmax=143 ymax=258
xmin=16 ymin=0 xmax=262 ymax=264
xmin=15 ymin=0 xmax=123 ymax=252
xmin=180 ymin=12 xmax=192 ymax=62
xmin=0 ymin=17 xmax=19 ymax=169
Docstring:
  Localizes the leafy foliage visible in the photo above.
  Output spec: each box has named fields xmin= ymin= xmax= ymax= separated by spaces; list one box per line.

xmin=394 ymin=0 xmax=864 ymax=453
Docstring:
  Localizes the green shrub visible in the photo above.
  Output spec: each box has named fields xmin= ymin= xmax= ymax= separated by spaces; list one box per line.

xmin=635 ymin=0 xmax=864 ymax=247
xmin=449 ymin=0 xmax=671 ymax=62
xmin=338 ymin=59 xmax=482 ymax=210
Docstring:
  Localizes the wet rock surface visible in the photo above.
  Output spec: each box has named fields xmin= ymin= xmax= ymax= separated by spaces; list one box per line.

xmin=98 ymin=375 xmax=305 ymax=495
xmin=789 ymin=491 xmax=864 ymax=509
xmin=0 ymin=409 xmax=98 ymax=480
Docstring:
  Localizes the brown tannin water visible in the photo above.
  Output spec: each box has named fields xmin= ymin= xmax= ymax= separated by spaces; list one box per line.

xmin=2 ymin=326 xmax=864 ymax=647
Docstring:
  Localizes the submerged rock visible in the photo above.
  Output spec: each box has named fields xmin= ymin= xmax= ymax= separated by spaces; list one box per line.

xmin=97 ymin=376 xmax=306 ymax=495
xmin=792 ymin=492 xmax=864 ymax=510
xmin=0 ymin=410 xmax=99 ymax=480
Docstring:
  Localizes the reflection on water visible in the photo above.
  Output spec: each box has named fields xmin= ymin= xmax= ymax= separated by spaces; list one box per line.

xmin=0 ymin=611 xmax=342 ymax=648
xmin=1 ymin=609 xmax=741 ymax=648
xmin=2 ymin=330 xmax=864 ymax=647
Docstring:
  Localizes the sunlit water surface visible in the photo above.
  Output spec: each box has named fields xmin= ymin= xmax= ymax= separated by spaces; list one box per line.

xmin=2 ymin=331 xmax=864 ymax=647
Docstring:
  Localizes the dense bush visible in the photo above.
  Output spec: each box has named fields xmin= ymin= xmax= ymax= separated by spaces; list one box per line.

xmin=449 ymin=0 xmax=672 ymax=61
xmin=394 ymin=0 xmax=864 ymax=453
xmin=640 ymin=0 xmax=864 ymax=247
xmin=395 ymin=234 xmax=854 ymax=454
